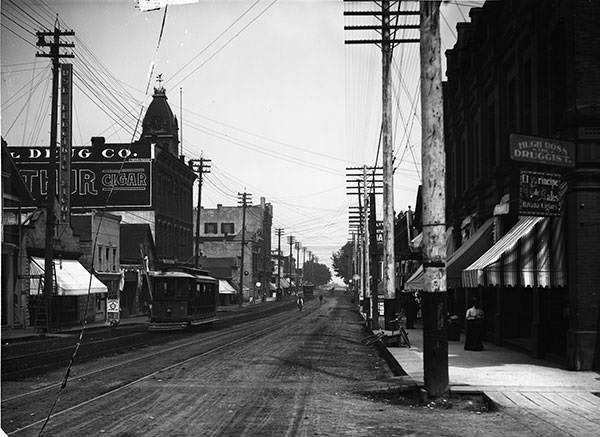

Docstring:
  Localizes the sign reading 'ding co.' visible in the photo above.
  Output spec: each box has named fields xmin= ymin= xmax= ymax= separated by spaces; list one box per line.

xmin=8 ymin=142 xmax=153 ymax=209
xmin=510 ymin=134 xmax=575 ymax=167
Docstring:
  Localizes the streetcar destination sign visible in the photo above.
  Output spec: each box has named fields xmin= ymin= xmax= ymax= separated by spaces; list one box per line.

xmin=510 ymin=134 xmax=575 ymax=167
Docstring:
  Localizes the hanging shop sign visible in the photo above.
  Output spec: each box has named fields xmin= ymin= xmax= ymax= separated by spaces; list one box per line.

xmin=8 ymin=142 xmax=153 ymax=209
xmin=519 ymin=170 xmax=562 ymax=217
xmin=510 ymin=134 xmax=575 ymax=167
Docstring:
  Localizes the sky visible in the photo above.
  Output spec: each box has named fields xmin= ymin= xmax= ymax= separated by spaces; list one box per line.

xmin=1 ymin=0 xmax=484 ymax=274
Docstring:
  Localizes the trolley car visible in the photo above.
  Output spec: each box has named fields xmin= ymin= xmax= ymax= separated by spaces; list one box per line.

xmin=148 ymin=266 xmax=218 ymax=330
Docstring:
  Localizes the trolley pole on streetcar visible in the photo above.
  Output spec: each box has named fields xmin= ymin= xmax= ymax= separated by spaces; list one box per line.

xmin=36 ymin=21 xmax=74 ymax=331
xmin=237 ymin=192 xmax=251 ymax=306
xmin=190 ymin=157 xmax=211 ymax=268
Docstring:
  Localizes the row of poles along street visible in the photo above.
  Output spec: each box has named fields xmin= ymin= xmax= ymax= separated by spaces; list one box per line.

xmin=33 ymin=1 xmax=449 ymax=397
xmin=344 ymin=0 xmax=448 ymax=396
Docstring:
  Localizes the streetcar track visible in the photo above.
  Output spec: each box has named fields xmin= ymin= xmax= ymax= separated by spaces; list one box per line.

xmin=1 ymin=308 xmax=296 ymax=405
xmin=8 ymin=303 xmax=317 ymax=435
xmin=1 ymin=332 xmax=146 ymax=363
xmin=2 ymin=300 xmax=297 ymax=381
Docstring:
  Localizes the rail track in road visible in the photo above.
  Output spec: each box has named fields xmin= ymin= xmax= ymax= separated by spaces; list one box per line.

xmin=1 ymin=299 xmax=296 ymax=379
xmin=2 ymin=299 xmax=316 ymax=436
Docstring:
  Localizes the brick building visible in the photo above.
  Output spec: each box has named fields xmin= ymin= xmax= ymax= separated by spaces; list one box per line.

xmin=115 ymin=85 xmax=196 ymax=265
xmin=195 ymin=198 xmax=273 ymax=301
xmin=443 ymin=0 xmax=600 ymax=369
xmin=71 ymin=211 xmax=122 ymax=320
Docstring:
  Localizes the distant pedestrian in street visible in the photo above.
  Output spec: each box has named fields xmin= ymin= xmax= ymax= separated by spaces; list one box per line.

xmin=464 ymin=298 xmax=484 ymax=351
xmin=297 ymin=296 xmax=304 ymax=311
xmin=319 ymin=294 xmax=323 ymax=305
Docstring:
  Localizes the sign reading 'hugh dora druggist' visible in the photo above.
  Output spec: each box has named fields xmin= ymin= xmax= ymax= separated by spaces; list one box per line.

xmin=510 ymin=134 xmax=575 ymax=167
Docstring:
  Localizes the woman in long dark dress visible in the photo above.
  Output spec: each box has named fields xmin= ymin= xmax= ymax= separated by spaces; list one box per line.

xmin=464 ymin=299 xmax=484 ymax=351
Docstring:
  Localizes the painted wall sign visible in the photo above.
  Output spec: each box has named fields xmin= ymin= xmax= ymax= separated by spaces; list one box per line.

xmin=519 ymin=170 xmax=562 ymax=217
xmin=510 ymin=134 xmax=575 ymax=167
xmin=8 ymin=142 xmax=153 ymax=209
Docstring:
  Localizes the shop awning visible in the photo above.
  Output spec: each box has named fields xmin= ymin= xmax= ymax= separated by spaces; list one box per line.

xmin=29 ymin=257 xmax=108 ymax=296
xmin=269 ymin=282 xmax=277 ymax=291
xmin=446 ymin=218 xmax=494 ymax=288
xmin=463 ymin=216 xmax=566 ymax=288
xmin=404 ymin=266 xmax=423 ymax=291
xmin=410 ymin=232 xmax=423 ymax=251
xmin=218 ymin=280 xmax=236 ymax=295
xmin=279 ymin=278 xmax=290 ymax=289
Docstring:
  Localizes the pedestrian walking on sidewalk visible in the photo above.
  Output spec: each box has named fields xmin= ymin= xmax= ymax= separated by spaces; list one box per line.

xmin=464 ymin=298 xmax=484 ymax=351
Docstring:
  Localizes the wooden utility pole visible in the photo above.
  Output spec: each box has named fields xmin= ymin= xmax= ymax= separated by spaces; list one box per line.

xmin=420 ymin=0 xmax=448 ymax=397
xmin=345 ymin=1 xmax=419 ymax=328
xmin=237 ymin=192 xmax=251 ymax=306
xmin=190 ymin=157 xmax=211 ymax=268
xmin=36 ymin=22 xmax=74 ymax=331
xmin=302 ymin=247 xmax=307 ymax=282
xmin=295 ymin=241 xmax=301 ymax=289
xmin=369 ymin=191 xmax=379 ymax=329
xmin=362 ymin=166 xmax=372 ymax=327
xmin=276 ymin=228 xmax=283 ymax=295
xmin=347 ymin=166 xmax=382 ymax=318
xmin=288 ymin=235 xmax=295 ymax=291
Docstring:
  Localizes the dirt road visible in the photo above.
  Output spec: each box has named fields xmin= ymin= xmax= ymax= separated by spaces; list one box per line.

xmin=3 ymin=293 xmax=549 ymax=436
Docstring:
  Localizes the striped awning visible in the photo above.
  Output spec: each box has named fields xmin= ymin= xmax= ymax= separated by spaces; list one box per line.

xmin=404 ymin=266 xmax=423 ymax=291
xmin=446 ymin=218 xmax=494 ymax=288
xmin=463 ymin=215 xmax=566 ymax=288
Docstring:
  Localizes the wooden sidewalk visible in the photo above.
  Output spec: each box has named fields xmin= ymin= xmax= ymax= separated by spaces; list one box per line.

xmin=386 ymin=328 xmax=600 ymax=437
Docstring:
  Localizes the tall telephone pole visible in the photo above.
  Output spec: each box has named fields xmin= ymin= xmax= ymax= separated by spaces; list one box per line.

xmin=275 ymin=228 xmax=284 ymax=297
xmin=420 ymin=0 xmax=448 ymax=397
xmin=36 ymin=21 xmax=74 ymax=330
xmin=237 ymin=192 xmax=251 ymax=306
xmin=345 ymin=1 xmax=419 ymax=328
xmin=190 ymin=157 xmax=211 ymax=268
xmin=302 ymin=247 xmax=307 ymax=282
xmin=347 ymin=166 xmax=382 ymax=320
xmin=287 ymin=235 xmax=295 ymax=291
xmin=295 ymin=241 xmax=301 ymax=289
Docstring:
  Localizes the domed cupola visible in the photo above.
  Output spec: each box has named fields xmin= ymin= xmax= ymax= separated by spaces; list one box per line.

xmin=140 ymin=76 xmax=179 ymax=156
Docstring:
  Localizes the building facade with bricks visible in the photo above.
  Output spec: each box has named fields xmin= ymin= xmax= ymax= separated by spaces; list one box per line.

xmin=195 ymin=198 xmax=273 ymax=301
xmin=443 ymin=0 xmax=600 ymax=369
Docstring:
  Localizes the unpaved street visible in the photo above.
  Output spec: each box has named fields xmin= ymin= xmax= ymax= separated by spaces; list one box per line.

xmin=4 ymin=293 xmax=549 ymax=436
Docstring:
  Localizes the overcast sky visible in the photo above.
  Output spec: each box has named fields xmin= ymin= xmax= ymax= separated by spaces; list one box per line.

xmin=1 ymin=0 xmax=483 ymax=274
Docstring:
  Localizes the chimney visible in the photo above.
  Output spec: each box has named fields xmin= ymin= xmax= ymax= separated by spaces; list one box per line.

xmin=217 ymin=204 xmax=222 ymax=209
xmin=261 ymin=196 xmax=266 ymax=207
xmin=91 ymin=137 xmax=105 ymax=147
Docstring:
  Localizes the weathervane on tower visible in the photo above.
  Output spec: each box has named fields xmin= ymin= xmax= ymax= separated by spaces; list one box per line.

xmin=155 ymin=73 xmax=165 ymax=93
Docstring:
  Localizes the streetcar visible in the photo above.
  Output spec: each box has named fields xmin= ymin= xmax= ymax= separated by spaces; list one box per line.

xmin=148 ymin=266 xmax=218 ymax=330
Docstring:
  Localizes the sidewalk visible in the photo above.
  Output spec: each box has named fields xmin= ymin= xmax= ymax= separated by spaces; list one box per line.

xmin=386 ymin=328 xmax=600 ymax=436
xmin=1 ymin=315 xmax=149 ymax=342
xmin=2 ymin=296 xmax=289 ymax=342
